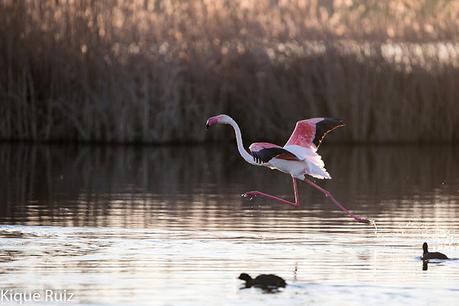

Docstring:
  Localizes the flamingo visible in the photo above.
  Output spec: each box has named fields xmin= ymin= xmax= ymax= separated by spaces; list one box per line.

xmin=205 ymin=114 xmax=370 ymax=224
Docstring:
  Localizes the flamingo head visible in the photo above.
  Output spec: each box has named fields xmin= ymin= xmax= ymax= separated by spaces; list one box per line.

xmin=205 ymin=114 xmax=232 ymax=129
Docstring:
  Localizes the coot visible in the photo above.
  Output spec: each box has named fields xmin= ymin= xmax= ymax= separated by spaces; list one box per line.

xmin=238 ymin=273 xmax=286 ymax=290
xmin=422 ymin=242 xmax=448 ymax=260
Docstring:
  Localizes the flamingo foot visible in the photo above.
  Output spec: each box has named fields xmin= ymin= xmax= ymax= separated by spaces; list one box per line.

xmin=353 ymin=216 xmax=371 ymax=224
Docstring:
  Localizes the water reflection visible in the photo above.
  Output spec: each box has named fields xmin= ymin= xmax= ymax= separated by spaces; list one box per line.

xmin=1 ymin=144 xmax=458 ymax=227
xmin=423 ymin=260 xmax=428 ymax=271
xmin=0 ymin=144 xmax=458 ymax=305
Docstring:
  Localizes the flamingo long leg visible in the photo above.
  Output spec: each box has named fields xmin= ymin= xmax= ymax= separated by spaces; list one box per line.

xmin=242 ymin=176 xmax=299 ymax=207
xmin=303 ymin=178 xmax=370 ymax=224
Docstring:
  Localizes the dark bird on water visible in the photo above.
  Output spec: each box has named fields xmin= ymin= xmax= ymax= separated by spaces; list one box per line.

xmin=422 ymin=242 xmax=448 ymax=260
xmin=238 ymin=273 xmax=286 ymax=290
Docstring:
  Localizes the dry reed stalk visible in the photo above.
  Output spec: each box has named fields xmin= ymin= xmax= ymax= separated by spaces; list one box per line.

xmin=0 ymin=1 xmax=458 ymax=144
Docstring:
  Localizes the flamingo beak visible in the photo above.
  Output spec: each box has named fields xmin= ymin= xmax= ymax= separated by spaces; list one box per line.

xmin=206 ymin=121 xmax=210 ymax=129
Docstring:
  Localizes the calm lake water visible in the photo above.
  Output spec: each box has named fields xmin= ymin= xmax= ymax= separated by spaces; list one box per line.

xmin=0 ymin=144 xmax=458 ymax=305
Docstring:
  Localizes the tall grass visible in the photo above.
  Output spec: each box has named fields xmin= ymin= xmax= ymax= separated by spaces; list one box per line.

xmin=1 ymin=0 xmax=459 ymax=144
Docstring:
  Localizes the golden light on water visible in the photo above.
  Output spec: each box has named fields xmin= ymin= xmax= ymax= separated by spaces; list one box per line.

xmin=0 ymin=144 xmax=458 ymax=305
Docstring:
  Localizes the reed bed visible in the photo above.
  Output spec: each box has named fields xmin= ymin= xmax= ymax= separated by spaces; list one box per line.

xmin=1 ymin=0 xmax=458 ymax=144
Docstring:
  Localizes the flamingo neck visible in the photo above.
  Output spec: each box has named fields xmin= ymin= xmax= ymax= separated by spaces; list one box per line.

xmin=227 ymin=118 xmax=257 ymax=166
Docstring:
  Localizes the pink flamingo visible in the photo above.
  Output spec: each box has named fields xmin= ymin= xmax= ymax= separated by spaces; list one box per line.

xmin=206 ymin=114 xmax=370 ymax=224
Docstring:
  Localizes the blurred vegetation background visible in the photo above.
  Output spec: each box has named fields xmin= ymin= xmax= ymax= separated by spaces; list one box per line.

xmin=1 ymin=0 xmax=458 ymax=144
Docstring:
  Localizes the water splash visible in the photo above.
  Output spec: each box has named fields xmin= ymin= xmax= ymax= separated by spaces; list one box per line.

xmin=370 ymin=219 xmax=378 ymax=234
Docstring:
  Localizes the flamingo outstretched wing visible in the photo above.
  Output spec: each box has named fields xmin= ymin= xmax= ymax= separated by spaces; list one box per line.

xmin=282 ymin=118 xmax=343 ymax=179
xmin=249 ymin=142 xmax=299 ymax=164
xmin=284 ymin=118 xmax=344 ymax=150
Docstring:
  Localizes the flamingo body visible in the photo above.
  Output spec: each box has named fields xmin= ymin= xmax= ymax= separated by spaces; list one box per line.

xmin=249 ymin=142 xmax=331 ymax=179
xmin=247 ymin=118 xmax=344 ymax=180
xmin=205 ymin=114 xmax=369 ymax=223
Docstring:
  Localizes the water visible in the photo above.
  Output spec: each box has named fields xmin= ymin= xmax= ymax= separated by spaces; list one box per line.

xmin=0 ymin=144 xmax=458 ymax=305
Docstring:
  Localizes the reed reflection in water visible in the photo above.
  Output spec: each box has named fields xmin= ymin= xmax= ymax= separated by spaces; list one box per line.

xmin=0 ymin=144 xmax=458 ymax=305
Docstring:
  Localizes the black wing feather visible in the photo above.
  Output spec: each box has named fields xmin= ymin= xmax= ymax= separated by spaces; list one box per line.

xmin=313 ymin=118 xmax=345 ymax=148
xmin=251 ymin=147 xmax=296 ymax=164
